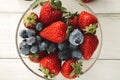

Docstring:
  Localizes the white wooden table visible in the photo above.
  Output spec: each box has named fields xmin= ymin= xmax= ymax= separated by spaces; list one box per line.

xmin=0 ymin=0 xmax=120 ymax=80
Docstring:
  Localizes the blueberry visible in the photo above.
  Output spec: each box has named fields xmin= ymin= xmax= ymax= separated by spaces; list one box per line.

xmin=30 ymin=44 xmax=38 ymax=53
xmin=27 ymin=29 xmax=36 ymax=37
xmin=36 ymin=23 xmax=43 ymax=31
xmin=69 ymin=29 xmax=84 ymax=46
xmin=58 ymin=41 xmax=69 ymax=51
xmin=20 ymin=40 xmax=27 ymax=45
xmin=71 ymin=50 xmax=82 ymax=60
xmin=26 ymin=37 xmax=36 ymax=45
xmin=39 ymin=41 xmax=49 ymax=51
xmin=69 ymin=44 xmax=78 ymax=50
xmin=47 ymin=43 xmax=57 ymax=53
xmin=36 ymin=36 xmax=42 ymax=43
xmin=19 ymin=40 xmax=30 ymax=55
xmin=19 ymin=29 xmax=28 ymax=38
xmin=58 ymin=50 xmax=71 ymax=61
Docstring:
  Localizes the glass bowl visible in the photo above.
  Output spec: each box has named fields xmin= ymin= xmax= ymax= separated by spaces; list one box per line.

xmin=16 ymin=0 xmax=102 ymax=80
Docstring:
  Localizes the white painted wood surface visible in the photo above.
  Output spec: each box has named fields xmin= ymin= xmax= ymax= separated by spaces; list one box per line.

xmin=0 ymin=0 xmax=120 ymax=80
xmin=86 ymin=0 xmax=120 ymax=13
xmin=0 ymin=0 xmax=120 ymax=13
xmin=1 ymin=59 xmax=120 ymax=80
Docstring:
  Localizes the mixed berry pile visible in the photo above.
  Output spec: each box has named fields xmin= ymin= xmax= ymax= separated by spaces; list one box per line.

xmin=19 ymin=0 xmax=99 ymax=79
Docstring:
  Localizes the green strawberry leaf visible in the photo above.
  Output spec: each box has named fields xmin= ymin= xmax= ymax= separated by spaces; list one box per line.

xmin=50 ymin=0 xmax=61 ymax=9
xmin=61 ymin=7 xmax=68 ymax=13
xmin=84 ymin=23 xmax=98 ymax=34
xmin=29 ymin=53 xmax=39 ymax=60
xmin=50 ymin=0 xmax=67 ymax=13
xmin=64 ymin=12 xmax=78 ymax=19
xmin=51 ymin=4 xmax=58 ymax=9
xmin=70 ymin=61 xmax=83 ymax=78
xmin=70 ymin=11 xmax=78 ymax=18
xmin=50 ymin=0 xmax=57 ymax=8
xmin=66 ymin=26 xmax=74 ymax=40
xmin=39 ymin=66 xmax=55 ymax=78
xmin=55 ymin=0 xmax=62 ymax=9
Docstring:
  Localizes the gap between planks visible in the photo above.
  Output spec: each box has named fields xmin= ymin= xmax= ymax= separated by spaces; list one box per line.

xmin=1 ymin=12 xmax=120 ymax=16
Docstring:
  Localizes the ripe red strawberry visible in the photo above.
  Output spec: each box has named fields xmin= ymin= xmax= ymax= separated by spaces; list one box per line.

xmin=61 ymin=59 xmax=83 ymax=79
xmin=39 ymin=0 xmax=63 ymax=26
xmin=23 ymin=12 xmax=39 ymax=29
xmin=68 ymin=15 xmax=79 ymax=28
xmin=79 ymin=11 xmax=98 ymax=34
xmin=28 ymin=51 xmax=48 ymax=63
xmin=82 ymin=0 xmax=94 ymax=3
xmin=40 ymin=21 xmax=67 ymax=43
xmin=39 ymin=52 xmax=61 ymax=78
xmin=79 ymin=34 xmax=99 ymax=60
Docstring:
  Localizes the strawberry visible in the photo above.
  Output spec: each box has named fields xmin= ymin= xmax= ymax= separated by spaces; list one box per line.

xmin=82 ymin=0 xmax=94 ymax=3
xmin=79 ymin=34 xmax=99 ymax=60
xmin=23 ymin=12 xmax=39 ymax=29
xmin=61 ymin=59 xmax=83 ymax=79
xmin=39 ymin=52 xmax=61 ymax=78
xmin=78 ymin=11 xmax=98 ymax=34
xmin=68 ymin=15 xmax=79 ymax=28
xmin=28 ymin=51 xmax=48 ymax=63
xmin=39 ymin=0 xmax=66 ymax=26
xmin=40 ymin=21 xmax=67 ymax=43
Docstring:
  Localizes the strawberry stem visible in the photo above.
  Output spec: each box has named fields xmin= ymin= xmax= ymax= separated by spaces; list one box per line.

xmin=70 ymin=61 xmax=83 ymax=78
xmin=39 ymin=66 xmax=55 ymax=78
xmin=84 ymin=23 xmax=98 ymax=34
xmin=23 ymin=12 xmax=37 ymax=27
xmin=29 ymin=53 xmax=39 ymax=60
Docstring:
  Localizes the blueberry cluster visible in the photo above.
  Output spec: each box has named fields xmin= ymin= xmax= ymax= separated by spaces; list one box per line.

xmin=19 ymin=22 xmax=57 ymax=55
xmin=58 ymin=28 xmax=84 ymax=60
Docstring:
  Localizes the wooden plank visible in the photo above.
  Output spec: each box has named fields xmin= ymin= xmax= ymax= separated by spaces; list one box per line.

xmin=85 ymin=0 xmax=120 ymax=13
xmin=0 ymin=14 xmax=22 ymax=58
xmin=0 ymin=59 xmax=120 ymax=80
xmin=0 ymin=0 xmax=33 ymax=13
xmin=80 ymin=60 xmax=120 ymax=80
xmin=0 ymin=0 xmax=120 ymax=13
xmin=97 ymin=14 xmax=120 ymax=59
xmin=0 ymin=59 xmax=41 ymax=80
xmin=0 ymin=14 xmax=120 ymax=59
